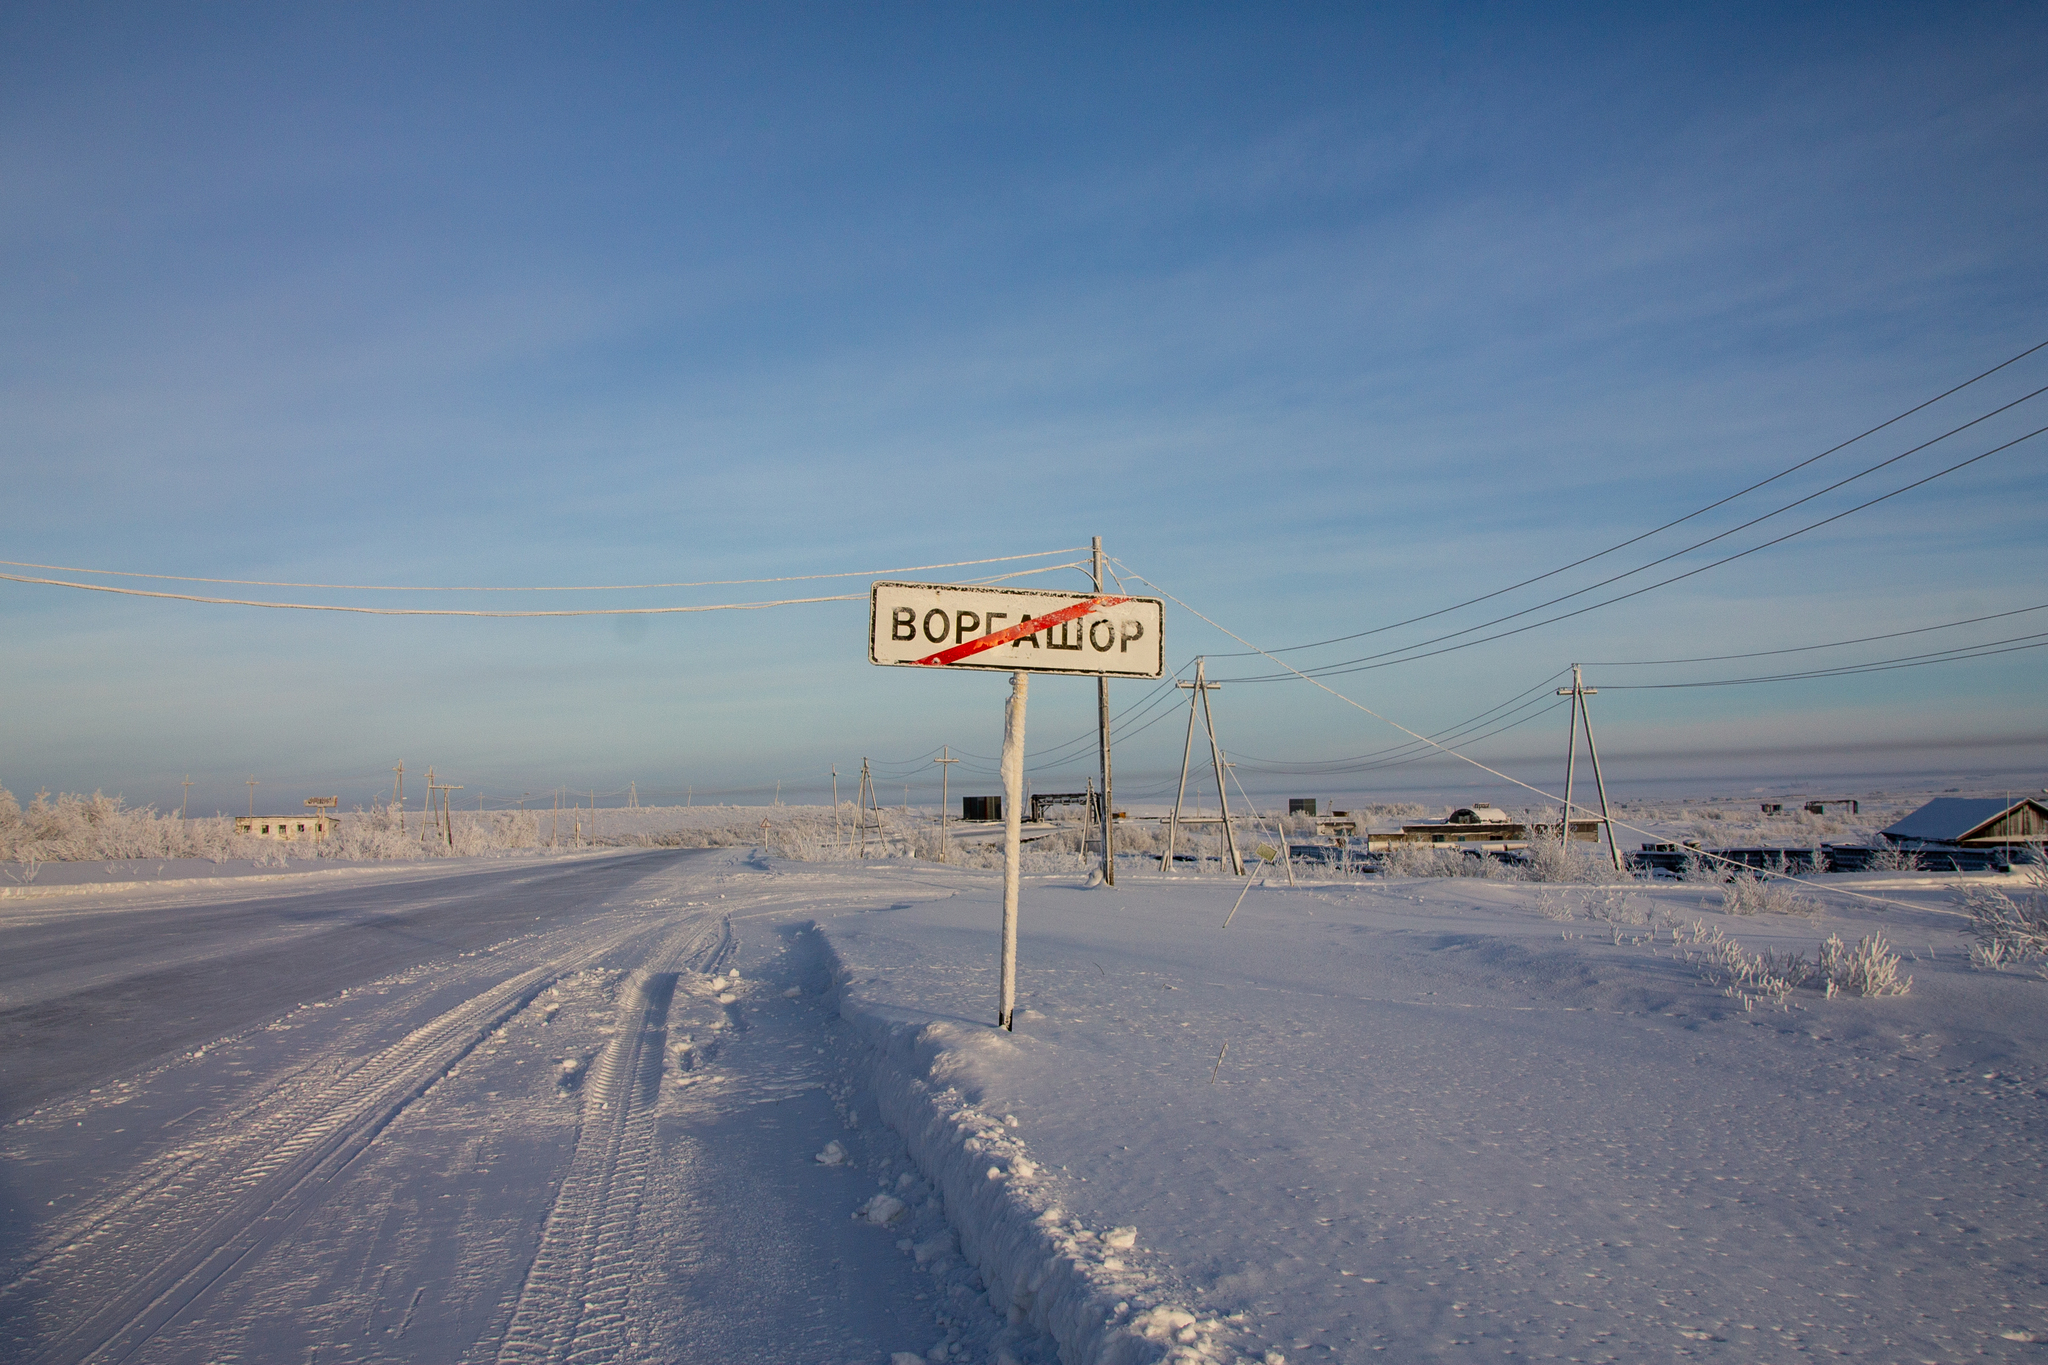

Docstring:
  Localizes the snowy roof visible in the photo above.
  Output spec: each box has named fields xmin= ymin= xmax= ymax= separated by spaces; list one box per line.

xmin=1881 ymin=797 xmax=2038 ymax=843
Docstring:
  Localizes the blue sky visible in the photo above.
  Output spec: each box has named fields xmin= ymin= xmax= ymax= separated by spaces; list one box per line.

xmin=3 ymin=3 xmax=2045 ymax=814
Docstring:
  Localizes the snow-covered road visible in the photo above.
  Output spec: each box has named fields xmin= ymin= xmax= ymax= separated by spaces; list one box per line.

xmin=1 ymin=850 xmax=1053 ymax=1365
xmin=5 ymin=849 xmax=2044 ymax=1365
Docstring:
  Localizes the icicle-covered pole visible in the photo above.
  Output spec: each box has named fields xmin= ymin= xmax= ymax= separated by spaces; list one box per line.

xmin=999 ymin=670 xmax=1029 ymax=1029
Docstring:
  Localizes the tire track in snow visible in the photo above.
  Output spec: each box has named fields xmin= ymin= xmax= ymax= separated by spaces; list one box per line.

xmin=5 ymin=906 xmax=702 ymax=1365
xmin=495 ymin=914 xmax=731 ymax=1365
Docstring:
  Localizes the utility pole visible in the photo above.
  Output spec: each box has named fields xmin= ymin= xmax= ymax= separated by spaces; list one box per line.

xmin=857 ymin=759 xmax=876 ymax=857
xmin=1557 ymin=664 xmax=1623 ymax=871
xmin=831 ymin=765 xmax=840 ymax=848
xmin=180 ymin=777 xmax=193 ymax=823
xmin=246 ymin=776 xmax=258 ymax=818
xmin=1160 ymin=659 xmax=1244 ymax=875
xmin=393 ymin=762 xmax=405 ymax=835
xmin=425 ymin=779 xmax=462 ymax=848
xmin=1093 ymin=535 xmax=1116 ymax=886
xmin=998 ymin=670 xmax=1029 ymax=1029
xmin=422 ymin=768 xmax=436 ymax=841
xmin=629 ymin=781 xmax=637 ymax=809
xmin=934 ymin=746 xmax=960 ymax=863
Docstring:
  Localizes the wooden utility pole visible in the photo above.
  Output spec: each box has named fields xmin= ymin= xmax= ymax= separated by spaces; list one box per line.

xmin=934 ymin=746 xmax=960 ymax=862
xmin=1557 ymin=664 xmax=1623 ymax=870
xmin=392 ymin=762 xmax=405 ymax=835
xmin=831 ymin=765 xmax=840 ymax=848
xmin=425 ymin=780 xmax=462 ymax=848
xmin=180 ymin=777 xmax=193 ymax=823
xmin=1160 ymin=658 xmax=1244 ymax=874
xmin=246 ymin=776 xmax=259 ymax=818
xmin=1093 ymin=535 xmax=1116 ymax=886
xmin=856 ymin=759 xmax=878 ymax=857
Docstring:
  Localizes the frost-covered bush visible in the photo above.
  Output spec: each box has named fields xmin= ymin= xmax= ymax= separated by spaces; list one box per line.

xmin=1818 ymin=932 xmax=1912 ymax=997
xmin=1866 ymin=842 xmax=1923 ymax=873
xmin=1519 ymin=836 xmax=1631 ymax=884
xmin=0 ymin=786 xmax=256 ymax=863
xmin=1958 ymin=867 xmax=2048 ymax=975
xmin=1377 ymin=842 xmax=1512 ymax=879
xmin=1673 ymin=922 xmax=1909 ymax=1006
xmin=1719 ymin=869 xmax=1820 ymax=916
xmin=1676 ymin=920 xmax=1805 ymax=1007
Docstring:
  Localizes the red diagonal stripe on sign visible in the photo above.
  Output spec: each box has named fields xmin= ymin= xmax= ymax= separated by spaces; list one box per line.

xmin=914 ymin=596 xmax=1130 ymax=666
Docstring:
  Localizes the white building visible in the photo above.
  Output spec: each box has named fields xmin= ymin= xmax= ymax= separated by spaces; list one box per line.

xmin=234 ymin=813 xmax=336 ymax=842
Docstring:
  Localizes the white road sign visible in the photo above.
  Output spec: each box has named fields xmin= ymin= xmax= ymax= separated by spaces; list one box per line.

xmin=869 ymin=581 xmax=1164 ymax=678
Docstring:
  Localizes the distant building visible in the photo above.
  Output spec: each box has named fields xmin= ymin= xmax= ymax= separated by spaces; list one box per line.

xmin=1881 ymin=797 xmax=2048 ymax=852
xmin=1364 ymin=802 xmax=1599 ymax=853
xmin=235 ymin=814 xmax=336 ymax=842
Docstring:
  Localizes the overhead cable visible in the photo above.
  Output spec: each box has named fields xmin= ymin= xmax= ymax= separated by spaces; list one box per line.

xmin=0 ymin=572 xmax=863 ymax=617
xmin=1223 ymin=422 xmax=2048 ymax=681
xmin=1582 ymin=602 xmax=2048 ymax=667
xmin=1213 ymin=338 xmax=2048 ymax=659
xmin=0 ymin=548 xmax=1089 ymax=593
xmin=1113 ymin=558 xmax=1967 ymax=919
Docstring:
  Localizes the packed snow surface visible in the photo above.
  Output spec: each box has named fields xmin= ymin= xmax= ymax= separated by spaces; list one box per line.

xmin=2 ymin=845 xmax=2043 ymax=1363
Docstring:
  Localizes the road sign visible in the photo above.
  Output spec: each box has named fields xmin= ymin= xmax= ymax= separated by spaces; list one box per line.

xmin=868 ymin=581 xmax=1164 ymax=678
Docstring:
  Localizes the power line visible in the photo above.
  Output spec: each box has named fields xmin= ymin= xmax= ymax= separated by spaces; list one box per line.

xmin=0 ymin=548 xmax=1089 ymax=593
xmin=0 ymin=574 xmax=865 ymax=617
xmin=1115 ymin=560 xmax=1968 ymax=919
xmin=1583 ymin=602 xmax=2048 ymax=667
xmin=1596 ymin=630 xmax=2048 ymax=689
xmin=1220 ymin=421 xmax=2048 ymax=681
xmin=1212 ymin=339 xmax=2048 ymax=660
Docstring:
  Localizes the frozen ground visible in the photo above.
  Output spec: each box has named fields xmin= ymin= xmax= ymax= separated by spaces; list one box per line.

xmin=2 ymin=846 xmax=2043 ymax=1363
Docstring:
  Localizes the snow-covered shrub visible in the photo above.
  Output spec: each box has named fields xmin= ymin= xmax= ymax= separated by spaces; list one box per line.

xmin=1581 ymin=886 xmax=1653 ymax=925
xmin=1673 ymin=922 xmax=1909 ymax=1005
xmin=1676 ymin=920 xmax=1803 ymax=1008
xmin=1379 ymin=842 xmax=1511 ymax=878
xmin=1678 ymin=849 xmax=1722 ymax=884
xmin=1719 ymin=869 xmax=1820 ymax=916
xmin=1519 ymin=836 xmax=1631 ymax=884
xmin=1866 ymin=842 xmax=1923 ymax=873
xmin=1818 ymin=932 xmax=1912 ymax=997
xmin=1958 ymin=867 xmax=2048 ymax=975
xmin=0 ymin=786 xmax=256 ymax=862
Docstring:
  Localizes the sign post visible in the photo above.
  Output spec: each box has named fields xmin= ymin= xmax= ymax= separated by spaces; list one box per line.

xmin=870 ymin=578 xmax=1163 ymax=1029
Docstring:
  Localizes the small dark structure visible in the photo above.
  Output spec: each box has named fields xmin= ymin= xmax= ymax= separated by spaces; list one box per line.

xmin=1029 ymin=791 xmax=1100 ymax=823
xmin=1760 ymin=803 xmax=1782 ymax=814
xmin=1288 ymin=798 xmax=1317 ymax=816
xmin=961 ymin=796 xmax=1002 ymax=822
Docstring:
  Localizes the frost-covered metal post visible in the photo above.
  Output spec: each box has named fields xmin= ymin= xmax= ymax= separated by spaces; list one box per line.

xmin=999 ymin=670 xmax=1028 ymax=1029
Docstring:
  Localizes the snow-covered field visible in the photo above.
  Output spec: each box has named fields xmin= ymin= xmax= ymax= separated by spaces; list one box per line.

xmin=2 ymin=844 xmax=2042 ymax=1363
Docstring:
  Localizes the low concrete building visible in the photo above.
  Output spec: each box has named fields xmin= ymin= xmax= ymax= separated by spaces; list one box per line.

xmin=1364 ymin=802 xmax=1599 ymax=853
xmin=235 ymin=814 xmax=336 ymax=842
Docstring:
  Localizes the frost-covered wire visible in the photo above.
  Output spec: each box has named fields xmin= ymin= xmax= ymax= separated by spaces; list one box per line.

xmin=0 ymin=548 xmax=1089 ymax=593
xmin=1114 ymin=556 xmax=1968 ymax=918
xmin=0 ymin=572 xmax=864 ymax=617
xmin=1210 ymin=339 xmax=2048 ymax=662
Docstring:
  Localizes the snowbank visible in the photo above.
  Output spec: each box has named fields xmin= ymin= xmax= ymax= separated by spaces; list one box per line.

xmin=828 ymin=960 xmax=1240 ymax=1365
